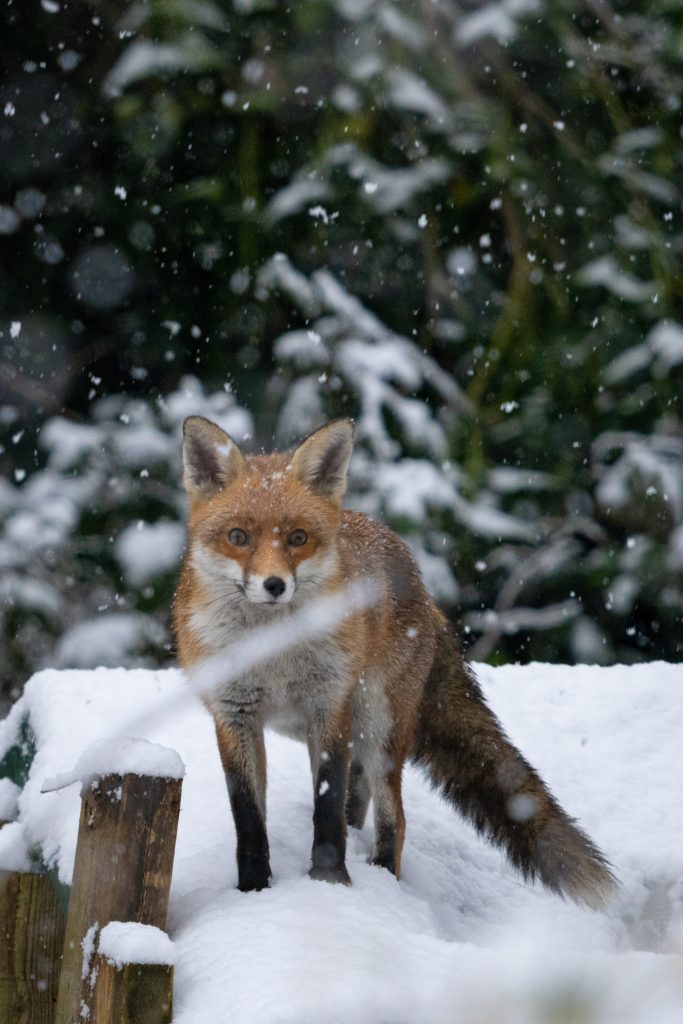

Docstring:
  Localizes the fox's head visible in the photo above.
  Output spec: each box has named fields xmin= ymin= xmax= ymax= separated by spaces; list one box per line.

xmin=181 ymin=417 xmax=353 ymax=608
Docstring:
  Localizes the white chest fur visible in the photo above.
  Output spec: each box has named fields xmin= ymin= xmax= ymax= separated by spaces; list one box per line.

xmin=189 ymin=602 xmax=350 ymax=739
xmin=188 ymin=542 xmax=352 ymax=738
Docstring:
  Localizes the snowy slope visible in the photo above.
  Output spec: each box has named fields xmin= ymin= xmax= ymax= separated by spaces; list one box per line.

xmin=1 ymin=663 xmax=682 ymax=1023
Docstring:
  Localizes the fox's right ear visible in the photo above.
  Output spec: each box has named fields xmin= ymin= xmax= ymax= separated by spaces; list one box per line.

xmin=289 ymin=418 xmax=354 ymax=505
xmin=182 ymin=416 xmax=247 ymax=499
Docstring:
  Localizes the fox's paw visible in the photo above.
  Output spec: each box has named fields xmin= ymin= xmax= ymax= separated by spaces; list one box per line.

xmin=237 ymin=860 xmax=272 ymax=893
xmin=308 ymin=864 xmax=352 ymax=886
xmin=368 ymin=854 xmax=399 ymax=877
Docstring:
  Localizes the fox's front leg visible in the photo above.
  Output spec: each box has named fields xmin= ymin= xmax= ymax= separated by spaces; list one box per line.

xmin=345 ymin=760 xmax=371 ymax=829
xmin=307 ymin=705 xmax=353 ymax=885
xmin=215 ymin=719 xmax=271 ymax=892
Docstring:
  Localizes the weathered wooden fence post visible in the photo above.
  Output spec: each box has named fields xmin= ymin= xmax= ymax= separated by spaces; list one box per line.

xmin=54 ymin=768 xmax=182 ymax=1024
xmin=0 ymin=868 xmax=66 ymax=1024
xmin=91 ymin=958 xmax=174 ymax=1024
xmin=89 ymin=921 xmax=175 ymax=1024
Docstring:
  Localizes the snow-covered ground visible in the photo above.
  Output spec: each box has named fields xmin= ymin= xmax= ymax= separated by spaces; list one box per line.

xmin=1 ymin=663 xmax=682 ymax=1023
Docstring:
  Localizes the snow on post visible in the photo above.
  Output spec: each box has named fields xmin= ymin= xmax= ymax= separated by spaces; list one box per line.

xmin=97 ymin=921 xmax=175 ymax=968
xmin=54 ymin=739 xmax=183 ymax=1024
xmin=90 ymin=923 xmax=175 ymax=1024
xmin=41 ymin=736 xmax=185 ymax=794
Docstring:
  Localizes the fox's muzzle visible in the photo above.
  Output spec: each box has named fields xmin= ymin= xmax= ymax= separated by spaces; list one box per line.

xmin=245 ymin=572 xmax=295 ymax=605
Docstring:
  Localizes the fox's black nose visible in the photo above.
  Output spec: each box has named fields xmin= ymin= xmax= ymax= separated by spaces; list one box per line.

xmin=263 ymin=576 xmax=286 ymax=598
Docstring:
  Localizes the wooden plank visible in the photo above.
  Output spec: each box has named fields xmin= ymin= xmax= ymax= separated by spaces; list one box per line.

xmin=91 ymin=954 xmax=173 ymax=1024
xmin=54 ymin=772 xmax=182 ymax=1024
xmin=0 ymin=870 xmax=66 ymax=1024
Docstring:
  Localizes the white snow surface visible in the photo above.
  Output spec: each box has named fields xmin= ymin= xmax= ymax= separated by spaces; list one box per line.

xmin=1 ymin=663 xmax=682 ymax=1022
xmin=98 ymin=921 xmax=175 ymax=968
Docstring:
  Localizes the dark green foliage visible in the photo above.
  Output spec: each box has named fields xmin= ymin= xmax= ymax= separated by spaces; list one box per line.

xmin=0 ymin=716 xmax=36 ymax=788
xmin=1 ymin=0 xmax=682 ymax=701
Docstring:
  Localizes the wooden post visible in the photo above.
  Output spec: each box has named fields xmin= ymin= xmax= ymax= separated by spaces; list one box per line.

xmin=90 ymin=955 xmax=173 ymax=1024
xmin=54 ymin=772 xmax=182 ymax=1024
xmin=0 ymin=869 xmax=66 ymax=1024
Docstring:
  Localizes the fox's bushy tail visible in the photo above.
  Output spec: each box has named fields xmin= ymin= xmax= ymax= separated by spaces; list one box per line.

xmin=413 ymin=627 xmax=617 ymax=909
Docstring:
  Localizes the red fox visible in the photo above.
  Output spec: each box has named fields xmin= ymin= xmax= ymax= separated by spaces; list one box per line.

xmin=174 ymin=416 xmax=616 ymax=906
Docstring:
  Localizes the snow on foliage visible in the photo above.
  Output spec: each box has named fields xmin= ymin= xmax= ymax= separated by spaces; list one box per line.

xmin=266 ymin=143 xmax=450 ymax=221
xmin=605 ymin=321 xmax=683 ymax=383
xmin=53 ymin=613 xmax=167 ymax=670
xmin=115 ymin=521 xmax=186 ymax=587
xmin=577 ymin=255 xmax=657 ymax=303
xmin=0 ymin=821 xmax=32 ymax=872
xmin=102 ymin=33 xmax=227 ymax=98
xmin=0 ymin=777 xmax=20 ymax=820
xmin=2 ymin=0 xmax=683 ymax=692
xmin=457 ymin=0 xmax=540 ymax=46
xmin=0 ymin=377 xmax=251 ymax=694
xmin=260 ymin=246 xmax=683 ymax=658
xmin=262 ymin=255 xmax=560 ymax=609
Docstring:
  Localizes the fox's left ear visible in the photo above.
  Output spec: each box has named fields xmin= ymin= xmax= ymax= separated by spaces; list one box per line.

xmin=289 ymin=419 xmax=354 ymax=504
xmin=182 ymin=415 xmax=247 ymax=500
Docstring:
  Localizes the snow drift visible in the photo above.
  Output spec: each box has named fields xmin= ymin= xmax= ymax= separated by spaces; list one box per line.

xmin=1 ymin=662 xmax=682 ymax=1023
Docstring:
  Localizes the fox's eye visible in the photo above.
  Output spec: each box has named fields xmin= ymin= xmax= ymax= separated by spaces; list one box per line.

xmin=228 ymin=528 xmax=249 ymax=547
xmin=288 ymin=528 xmax=308 ymax=547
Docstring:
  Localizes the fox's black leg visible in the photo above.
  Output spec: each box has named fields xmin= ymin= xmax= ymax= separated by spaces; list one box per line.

xmin=215 ymin=720 xmax=271 ymax=892
xmin=308 ymin=712 xmax=352 ymax=885
xmin=310 ymin=744 xmax=351 ymax=884
xmin=346 ymin=760 xmax=371 ymax=829
xmin=227 ymin=772 xmax=271 ymax=892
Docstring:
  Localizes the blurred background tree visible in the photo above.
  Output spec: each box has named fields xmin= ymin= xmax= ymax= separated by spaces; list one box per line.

xmin=1 ymin=0 xmax=682 ymax=707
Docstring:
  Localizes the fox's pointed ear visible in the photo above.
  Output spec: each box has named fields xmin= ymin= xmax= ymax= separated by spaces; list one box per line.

xmin=182 ymin=416 xmax=247 ymax=499
xmin=289 ymin=419 xmax=354 ymax=504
